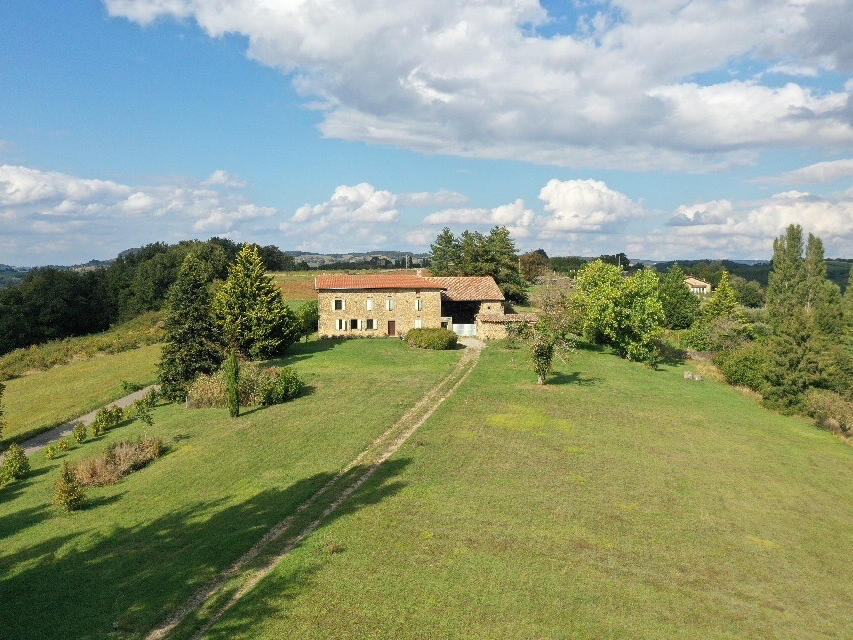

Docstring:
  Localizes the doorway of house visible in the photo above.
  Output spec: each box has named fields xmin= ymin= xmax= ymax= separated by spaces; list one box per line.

xmin=387 ymin=320 xmax=396 ymax=336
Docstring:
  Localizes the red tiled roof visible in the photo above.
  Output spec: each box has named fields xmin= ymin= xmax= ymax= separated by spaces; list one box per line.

xmin=427 ymin=276 xmax=505 ymax=301
xmin=315 ymin=274 xmax=445 ymax=291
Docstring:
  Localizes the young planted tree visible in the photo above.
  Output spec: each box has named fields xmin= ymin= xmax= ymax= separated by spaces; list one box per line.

xmin=225 ymin=350 xmax=240 ymax=418
xmin=429 ymin=227 xmax=461 ymax=276
xmin=158 ymin=254 xmax=223 ymax=402
xmin=659 ymin=264 xmax=699 ymax=329
xmin=54 ymin=462 xmax=86 ymax=511
xmin=214 ymin=244 xmax=299 ymax=359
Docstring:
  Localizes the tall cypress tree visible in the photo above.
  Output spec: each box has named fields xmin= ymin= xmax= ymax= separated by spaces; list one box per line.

xmin=158 ymin=254 xmax=223 ymax=401
xmin=429 ymin=227 xmax=460 ymax=276
xmin=214 ymin=245 xmax=299 ymax=359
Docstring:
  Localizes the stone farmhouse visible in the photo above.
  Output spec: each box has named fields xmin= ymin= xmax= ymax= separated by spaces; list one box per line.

xmin=315 ymin=273 xmax=532 ymax=340
xmin=684 ymin=276 xmax=712 ymax=295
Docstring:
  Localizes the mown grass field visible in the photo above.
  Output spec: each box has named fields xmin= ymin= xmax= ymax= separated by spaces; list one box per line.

xmin=2 ymin=344 xmax=161 ymax=445
xmin=196 ymin=343 xmax=853 ymax=640
xmin=0 ymin=338 xmax=460 ymax=639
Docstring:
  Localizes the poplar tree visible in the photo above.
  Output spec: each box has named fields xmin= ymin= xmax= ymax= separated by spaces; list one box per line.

xmin=429 ymin=227 xmax=460 ymax=276
xmin=214 ymin=244 xmax=299 ymax=359
xmin=158 ymin=253 xmax=223 ymax=401
xmin=766 ymin=224 xmax=805 ymax=323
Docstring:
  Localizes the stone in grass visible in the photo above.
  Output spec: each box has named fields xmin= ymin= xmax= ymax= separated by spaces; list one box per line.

xmin=683 ymin=371 xmax=704 ymax=382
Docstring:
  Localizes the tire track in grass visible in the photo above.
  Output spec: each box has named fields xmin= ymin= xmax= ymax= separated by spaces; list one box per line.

xmin=145 ymin=344 xmax=482 ymax=640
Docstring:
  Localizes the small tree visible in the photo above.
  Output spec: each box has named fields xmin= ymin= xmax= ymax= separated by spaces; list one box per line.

xmin=158 ymin=253 xmax=223 ymax=401
xmin=2 ymin=443 xmax=30 ymax=481
xmin=214 ymin=245 xmax=299 ymax=359
xmin=225 ymin=350 xmax=240 ymax=418
xmin=296 ymin=300 xmax=319 ymax=341
xmin=532 ymin=331 xmax=556 ymax=385
xmin=54 ymin=462 xmax=86 ymax=511
xmin=703 ymin=271 xmax=739 ymax=319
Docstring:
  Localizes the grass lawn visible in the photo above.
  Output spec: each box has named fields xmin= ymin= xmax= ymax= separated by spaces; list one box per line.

xmin=0 ymin=338 xmax=460 ymax=639
xmin=2 ymin=344 xmax=161 ymax=445
xmin=200 ymin=343 xmax=853 ymax=640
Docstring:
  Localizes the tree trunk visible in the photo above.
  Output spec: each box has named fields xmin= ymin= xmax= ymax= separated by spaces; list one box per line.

xmin=537 ymin=375 xmax=545 ymax=385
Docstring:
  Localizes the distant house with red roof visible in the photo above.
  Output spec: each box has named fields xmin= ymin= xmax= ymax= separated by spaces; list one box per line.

xmin=314 ymin=272 xmax=522 ymax=338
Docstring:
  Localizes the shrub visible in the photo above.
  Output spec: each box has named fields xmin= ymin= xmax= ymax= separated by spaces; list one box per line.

xmin=56 ymin=437 xmax=71 ymax=452
xmin=713 ymin=342 xmax=768 ymax=391
xmin=129 ymin=389 xmax=158 ymax=426
xmin=804 ymin=389 xmax=852 ymax=437
xmin=91 ymin=405 xmax=125 ymax=437
xmin=683 ymin=315 xmax=753 ymax=353
xmin=258 ymin=367 xmax=304 ymax=405
xmin=54 ymin=462 xmax=86 ymax=511
xmin=121 ymin=380 xmax=144 ymax=394
xmin=74 ymin=436 xmax=164 ymax=487
xmin=44 ymin=443 xmax=58 ymax=459
xmin=405 ymin=328 xmax=458 ymax=350
xmin=2 ymin=443 xmax=30 ymax=480
xmin=187 ymin=362 xmax=304 ymax=408
xmin=72 ymin=422 xmax=87 ymax=444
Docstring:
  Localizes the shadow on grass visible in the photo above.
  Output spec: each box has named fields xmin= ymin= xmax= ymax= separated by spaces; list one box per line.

xmin=547 ymin=371 xmax=603 ymax=386
xmin=0 ymin=458 xmax=411 ymax=640
xmin=192 ymin=457 xmax=412 ymax=640
xmin=268 ymin=337 xmax=350 ymax=366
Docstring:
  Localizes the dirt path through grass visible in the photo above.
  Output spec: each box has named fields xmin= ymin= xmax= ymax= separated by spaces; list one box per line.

xmin=145 ymin=342 xmax=483 ymax=640
xmin=18 ymin=385 xmax=158 ymax=456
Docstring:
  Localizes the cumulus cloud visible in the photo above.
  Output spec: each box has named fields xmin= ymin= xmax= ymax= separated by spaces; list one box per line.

xmin=637 ymin=189 xmax=853 ymax=258
xmin=202 ymin=169 xmax=247 ymax=188
xmin=105 ymin=0 xmax=853 ymax=171
xmin=0 ymin=164 xmax=279 ymax=263
xmin=538 ymin=179 xmax=644 ymax=232
xmin=757 ymin=158 xmax=853 ymax=184
xmin=424 ymin=198 xmax=535 ymax=237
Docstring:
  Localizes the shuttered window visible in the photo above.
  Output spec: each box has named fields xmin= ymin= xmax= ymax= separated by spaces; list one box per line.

xmin=414 ymin=318 xmax=423 ymax=329
xmin=366 ymin=298 xmax=374 ymax=311
xmin=334 ymin=298 xmax=345 ymax=311
xmin=386 ymin=298 xmax=395 ymax=311
xmin=415 ymin=298 xmax=423 ymax=311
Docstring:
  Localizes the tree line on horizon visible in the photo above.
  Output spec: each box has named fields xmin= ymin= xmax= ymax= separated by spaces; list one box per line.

xmin=0 ymin=238 xmax=306 ymax=356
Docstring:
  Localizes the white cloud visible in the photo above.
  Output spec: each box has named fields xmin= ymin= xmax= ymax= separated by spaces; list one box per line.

xmin=424 ymin=198 xmax=534 ymax=236
xmin=758 ymin=158 xmax=853 ymax=184
xmin=0 ymin=164 xmax=281 ymax=263
xmin=637 ymin=189 xmax=853 ymax=258
xmin=538 ymin=179 xmax=644 ymax=232
xmin=105 ymin=0 xmax=853 ymax=171
xmin=283 ymin=182 xmax=469 ymax=237
xmin=202 ymin=169 xmax=247 ymax=188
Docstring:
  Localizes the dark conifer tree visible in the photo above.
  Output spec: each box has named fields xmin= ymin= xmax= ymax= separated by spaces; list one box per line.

xmin=158 ymin=253 xmax=223 ymax=401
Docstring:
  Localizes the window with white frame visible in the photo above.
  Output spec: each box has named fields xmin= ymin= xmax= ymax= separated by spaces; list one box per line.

xmin=415 ymin=297 xmax=423 ymax=311
xmin=336 ymin=318 xmax=346 ymax=331
xmin=386 ymin=297 xmax=395 ymax=311
xmin=365 ymin=318 xmax=375 ymax=330
xmin=414 ymin=318 xmax=423 ymax=329
xmin=334 ymin=298 xmax=345 ymax=311
xmin=366 ymin=297 xmax=374 ymax=311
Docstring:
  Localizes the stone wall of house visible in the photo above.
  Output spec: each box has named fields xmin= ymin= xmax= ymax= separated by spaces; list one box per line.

xmin=476 ymin=319 xmax=511 ymax=340
xmin=479 ymin=301 xmax=505 ymax=314
xmin=318 ymin=289 xmax=443 ymax=337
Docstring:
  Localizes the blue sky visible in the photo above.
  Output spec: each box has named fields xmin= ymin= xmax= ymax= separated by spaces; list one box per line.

xmin=1 ymin=0 xmax=852 ymax=265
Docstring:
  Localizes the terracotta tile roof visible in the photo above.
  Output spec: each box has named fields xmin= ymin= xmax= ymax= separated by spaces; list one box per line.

xmin=315 ymin=274 xmax=445 ymax=291
xmin=427 ymin=276 xmax=505 ymax=301
xmin=477 ymin=312 xmax=537 ymax=322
